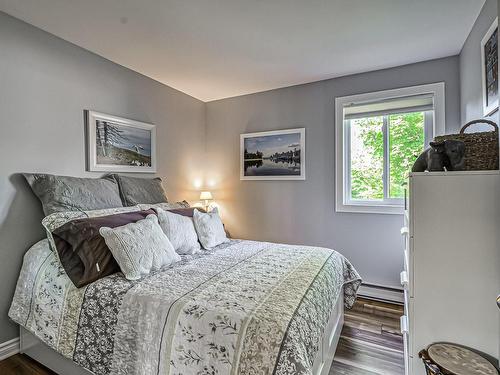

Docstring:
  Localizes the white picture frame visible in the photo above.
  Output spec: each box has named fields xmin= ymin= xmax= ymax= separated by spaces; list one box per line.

xmin=481 ymin=17 xmax=498 ymax=117
xmin=86 ymin=111 xmax=157 ymax=173
xmin=240 ymin=128 xmax=305 ymax=180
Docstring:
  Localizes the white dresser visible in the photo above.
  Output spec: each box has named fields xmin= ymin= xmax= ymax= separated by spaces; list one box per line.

xmin=401 ymin=171 xmax=500 ymax=375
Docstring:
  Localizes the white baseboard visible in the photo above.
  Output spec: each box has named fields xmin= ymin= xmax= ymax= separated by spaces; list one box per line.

xmin=358 ymin=283 xmax=404 ymax=304
xmin=0 ymin=337 xmax=20 ymax=361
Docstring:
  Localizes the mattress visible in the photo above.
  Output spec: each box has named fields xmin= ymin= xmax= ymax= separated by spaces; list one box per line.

xmin=9 ymin=238 xmax=361 ymax=375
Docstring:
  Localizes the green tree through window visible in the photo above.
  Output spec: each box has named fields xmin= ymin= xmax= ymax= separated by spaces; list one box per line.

xmin=350 ymin=116 xmax=384 ymax=200
xmin=350 ymin=112 xmax=425 ymax=200
xmin=388 ymin=112 xmax=425 ymax=198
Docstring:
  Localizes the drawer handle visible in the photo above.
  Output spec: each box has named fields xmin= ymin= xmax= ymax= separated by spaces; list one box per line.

xmin=400 ymin=315 xmax=408 ymax=334
xmin=400 ymin=271 xmax=409 ymax=287
xmin=400 ymin=227 xmax=409 ymax=236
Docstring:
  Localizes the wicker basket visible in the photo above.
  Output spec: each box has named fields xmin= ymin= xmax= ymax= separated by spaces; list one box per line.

xmin=434 ymin=120 xmax=499 ymax=170
xmin=419 ymin=350 xmax=444 ymax=375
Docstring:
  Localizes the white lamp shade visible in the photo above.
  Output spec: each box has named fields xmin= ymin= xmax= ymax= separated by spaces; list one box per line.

xmin=199 ymin=191 xmax=213 ymax=200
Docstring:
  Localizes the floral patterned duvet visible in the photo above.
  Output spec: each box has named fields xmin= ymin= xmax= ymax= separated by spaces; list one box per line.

xmin=9 ymin=238 xmax=361 ymax=375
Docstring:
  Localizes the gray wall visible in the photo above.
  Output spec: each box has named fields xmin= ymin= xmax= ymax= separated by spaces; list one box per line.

xmin=206 ymin=57 xmax=461 ymax=291
xmin=0 ymin=12 xmax=205 ymax=343
xmin=460 ymin=0 xmax=499 ymax=126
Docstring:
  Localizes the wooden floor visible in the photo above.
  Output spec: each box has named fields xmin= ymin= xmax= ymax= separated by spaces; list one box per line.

xmin=0 ymin=298 xmax=404 ymax=375
xmin=329 ymin=298 xmax=404 ymax=374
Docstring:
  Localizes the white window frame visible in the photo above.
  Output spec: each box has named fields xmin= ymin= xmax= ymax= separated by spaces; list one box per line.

xmin=335 ymin=83 xmax=446 ymax=215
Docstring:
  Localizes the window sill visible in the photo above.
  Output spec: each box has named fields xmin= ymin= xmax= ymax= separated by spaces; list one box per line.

xmin=336 ymin=202 xmax=404 ymax=215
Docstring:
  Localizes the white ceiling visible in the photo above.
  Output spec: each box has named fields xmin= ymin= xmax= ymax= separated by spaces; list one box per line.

xmin=0 ymin=0 xmax=485 ymax=102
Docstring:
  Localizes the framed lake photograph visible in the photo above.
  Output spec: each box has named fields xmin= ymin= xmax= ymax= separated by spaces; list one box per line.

xmin=86 ymin=111 xmax=157 ymax=173
xmin=481 ymin=17 xmax=498 ymax=116
xmin=240 ymin=128 xmax=305 ymax=180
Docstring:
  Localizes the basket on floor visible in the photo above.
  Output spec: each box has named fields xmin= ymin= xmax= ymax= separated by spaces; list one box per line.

xmin=419 ymin=350 xmax=443 ymax=375
xmin=434 ymin=119 xmax=499 ymax=170
xmin=419 ymin=344 xmax=499 ymax=375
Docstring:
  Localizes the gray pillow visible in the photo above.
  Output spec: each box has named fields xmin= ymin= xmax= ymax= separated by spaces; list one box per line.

xmin=193 ymin=208 xmax=229 ymax=250
xmin=111 ymin=175 xmax=168 ymax=206
xmin=24 ymin=173 xmax=123 ymax=215
xmin=156 ymin=208 xmax=201 ymax=255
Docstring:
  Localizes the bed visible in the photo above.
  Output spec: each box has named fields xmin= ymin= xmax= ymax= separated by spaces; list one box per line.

xmin=9 ymin=237 xmax=360 ymax=375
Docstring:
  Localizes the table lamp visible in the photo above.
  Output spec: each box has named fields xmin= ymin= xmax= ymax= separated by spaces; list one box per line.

xmin=199 ymin=191 xmax=213 ymax=211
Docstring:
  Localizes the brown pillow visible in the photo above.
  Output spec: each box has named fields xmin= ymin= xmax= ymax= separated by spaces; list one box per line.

xmin=52 ymin=209 xmax=156 ymax=287
xmin=165 ymin=207 xmax=206 ymax=217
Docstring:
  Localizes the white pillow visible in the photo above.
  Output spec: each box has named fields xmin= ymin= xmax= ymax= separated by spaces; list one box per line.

xmin=99 ymin=214 xmax=180 ymax=280
xmin=156 ymin=208 xmax=201 ymax=255
xmin=193 ymin=208 xmax=229 ymax=250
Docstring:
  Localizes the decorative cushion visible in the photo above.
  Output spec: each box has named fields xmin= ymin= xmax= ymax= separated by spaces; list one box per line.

xmin=51 ymin=209 xmax=156 ymax=287
xmin=24 ymin=173 xmax=123 ymax=215
xmin=99 ymin=214 xmax=180 ymax=280
xmin=193 ymin=208 xmax=229 ymax=250
xmin=111 ymin=175 xmax=169 ymax=206
xmin=156 ymin=208 xmax=201 ymax=255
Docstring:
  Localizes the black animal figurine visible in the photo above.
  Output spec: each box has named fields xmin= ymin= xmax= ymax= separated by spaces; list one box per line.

xmin=412 ymin=139 xmax=465 ymax=172
xmin=440 ymin=139 xmax=466 ymax=170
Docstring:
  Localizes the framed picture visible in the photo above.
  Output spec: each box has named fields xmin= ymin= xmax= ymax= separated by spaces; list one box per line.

xmin=86 ymin=111 xmax=157 ymax=173
xmin=240 ymin=128 xmax=305 ymax=180
xmin=481 ymin=17 xmax=498 ymax=116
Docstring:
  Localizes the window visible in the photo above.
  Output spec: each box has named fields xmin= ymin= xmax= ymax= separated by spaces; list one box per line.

xmin=335 ymin=83 xmax=445 ymax=214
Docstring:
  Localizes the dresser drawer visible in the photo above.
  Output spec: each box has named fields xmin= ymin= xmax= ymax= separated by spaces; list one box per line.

xmin=402 ymin=329 xmax=410 ymax=375
xmin=400 ymin=314 xmax=408 ymax=334
xmin=400 ymin=226 xmax=409 ymax=237
xmin=400 ymin=314 xmax=409 ymax=375
xmin=401 ymin=227 xmax=409 ymax=254
xmin=400 ymin=270 xmax=409 ymax=289
xmin=403 ymin=289 xmax=409 ymax=313
xmin=403 ymin=248 xmax=409 ymax=274
xmin=401 ymin=227 xmax=414 ymax=297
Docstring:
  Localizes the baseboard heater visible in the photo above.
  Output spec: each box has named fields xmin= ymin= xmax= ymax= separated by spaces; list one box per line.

xmin=357 ymin=283 xmax=404 ymax=304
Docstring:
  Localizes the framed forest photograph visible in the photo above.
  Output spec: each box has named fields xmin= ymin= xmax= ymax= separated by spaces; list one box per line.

xmin=86 ymin=111 xmax=157 ymax=173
